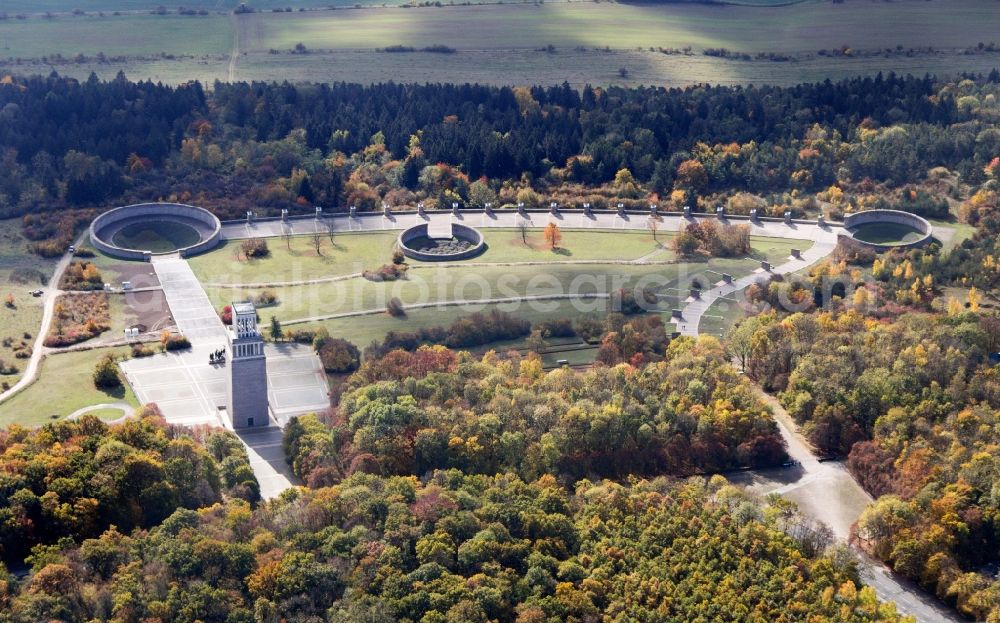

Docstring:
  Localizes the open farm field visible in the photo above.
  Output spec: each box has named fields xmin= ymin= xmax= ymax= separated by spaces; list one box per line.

xmin=0 ymin=13 xmax=231 ymax=58
xmin=4 ymin=0 xmax=1000 ymax=87
xmin=1 ymin=0 xmax=406 ymax=14
xmin=239 ymin=1 xmax=1000 ymax=54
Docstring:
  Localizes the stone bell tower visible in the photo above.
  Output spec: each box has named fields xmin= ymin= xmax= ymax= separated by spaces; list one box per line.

xmin=227 ymin=301 xmax=269 ymax=429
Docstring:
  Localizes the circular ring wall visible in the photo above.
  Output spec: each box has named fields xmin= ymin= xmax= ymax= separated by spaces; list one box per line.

xmin=90 ymin=203 xmax=222 ymax=260
xmin=843 ymin=209 xmax=932 ymax=251
xmin=397 ymin=222 xmax=486 ymax=261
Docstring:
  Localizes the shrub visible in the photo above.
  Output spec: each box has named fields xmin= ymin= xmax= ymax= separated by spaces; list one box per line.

xmin=160 ymin=331 xmax=191 ymax=351
xmin=253 ymin=290 xmax=279 ymax=306
xmin=220 ymin=305 xmax=232 ymax=325
xmin=387 ymin=297 xmax=406 ymax=317
xmin=316 ymin=337 xmax=361 ymax=373
xmin=131 ymin=343 xmax=154 ymax=358
xmin=60 ymin=260 xmax=104 ymax=291
xmin=363 ymin=263 xmax=408 ymax=282
xmin=288 ymin=329 xmax=317 ymax=344
xmin=240 ymin=238 xmax=269 ymax=259
xmin=93 ymin=353 xmax=121 ymax=389
xmin=44 ymin=293 xmax=111 ymax=347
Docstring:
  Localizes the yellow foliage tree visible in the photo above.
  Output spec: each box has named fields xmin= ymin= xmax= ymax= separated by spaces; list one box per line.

xmin=543 ymin=222 xmax=562 ymax=250
xmin=968 ymin=287 xmax=981 ymax=312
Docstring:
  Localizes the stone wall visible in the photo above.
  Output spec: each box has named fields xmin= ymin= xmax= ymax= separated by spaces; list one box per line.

xmin=398 ymin=222 xmax=486 ymax=261
xmin=90 ymin=202 xmax=222 ymax=261
xmin=842 ymin=209 xmax=932 ymax=251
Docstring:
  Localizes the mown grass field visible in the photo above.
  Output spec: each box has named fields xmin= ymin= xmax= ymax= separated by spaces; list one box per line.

xmin=189 ymin=228 xmax=670 ymax=285
xmin=303 ymin=298 xmax=607 ymax=348
xmin=0 ymin=346 xmax=138 ymax=427
xmin=200 ymin=233 xmax=805 ymax=323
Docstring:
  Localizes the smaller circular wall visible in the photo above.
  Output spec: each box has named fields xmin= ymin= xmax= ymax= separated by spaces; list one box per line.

xmin=398 ymin=223 xmax=486 ymax=261
xmin=90 ymin=203 xmax=222 ymax=260
xmin=843 ymin=209 xmax=932 ymax=251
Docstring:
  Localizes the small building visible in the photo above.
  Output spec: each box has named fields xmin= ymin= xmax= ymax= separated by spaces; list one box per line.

xmin=227 ymin=301 xmax=269 ymax=429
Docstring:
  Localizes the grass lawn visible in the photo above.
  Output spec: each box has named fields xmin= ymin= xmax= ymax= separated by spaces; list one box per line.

xmin=927 ymin=218 xmax=976 ymax=252
xmin=301 ymin=298 xmax=614 ymax=349
xmin=0 ymin=346 xmax=138 ymax=427
xmin=213 ymin=235 xmax=804 ymax=324
xmin=190 ymin=229 xmax=673 ymax=286
xmin=86 ymin=407 xmax=130 ymax=422
xmin=699 ymin=295 xmax=752 ymax=339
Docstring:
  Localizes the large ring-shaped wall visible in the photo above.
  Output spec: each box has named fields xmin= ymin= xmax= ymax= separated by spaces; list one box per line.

xmin=397 ymin=222 xmax=486 ymax=261
xmin=842 ymin=209 xmax=933 ymax=251
xmin=90 ymin=203 xmax=222 ymax=260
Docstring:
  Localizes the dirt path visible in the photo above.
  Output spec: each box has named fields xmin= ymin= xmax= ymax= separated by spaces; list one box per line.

xmin=227 ymin=12 xmax=239 ymax=82
xmin=0 ymin=232 xmax=84 ymax=405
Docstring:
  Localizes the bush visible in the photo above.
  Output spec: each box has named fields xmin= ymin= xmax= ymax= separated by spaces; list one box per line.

xmin=363 ymin=263 xmax=408 ymax=282
xmin=364 ymin=310 xmax=530 ymax=358
xmin=240 ymin=238 xmax=269 ymax=259
xmin=536 ymin=318 xmax=576 ymax=338
xmin=220 ymin=305 xmax=232 ymax=325
xmin=160 ymin=332 xmax=191 ymax=351
xmin=316 ymin=337 xmax=361 ymax=373
xmin=93 ymin=353 xmax=121 ymax=389
xmin=253 ymin=290 xmax=279 ymax=306
xmin=131 ymin=343 xmax=154 ymax=358
xmin=288 ymin=329 xmax=317 ymax=344
xmin=60 ymin=260 xmax=104 ymax=291
xmin=386 ymin=297 xmax=406 ymax=317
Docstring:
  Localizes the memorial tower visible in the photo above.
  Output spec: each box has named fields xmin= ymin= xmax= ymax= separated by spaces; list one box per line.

xmin=227 ymin=301 xmax=269 ymax=428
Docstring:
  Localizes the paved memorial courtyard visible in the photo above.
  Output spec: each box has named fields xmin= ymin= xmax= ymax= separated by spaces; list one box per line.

xmin=120 ymin=256 xmax=330 ymax=428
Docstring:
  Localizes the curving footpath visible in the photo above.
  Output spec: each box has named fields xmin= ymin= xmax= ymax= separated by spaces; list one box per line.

xmin=66 ymin=402 xmax=135 ymax=423
xmin=0 ymin=232 xmax=85 ymax=406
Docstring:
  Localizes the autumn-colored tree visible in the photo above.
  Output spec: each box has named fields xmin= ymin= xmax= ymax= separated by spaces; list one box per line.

xmin=675 ymin=159 xmax=708 ymax=190
xmin=543 ymin=222 xmax=562 ymax=249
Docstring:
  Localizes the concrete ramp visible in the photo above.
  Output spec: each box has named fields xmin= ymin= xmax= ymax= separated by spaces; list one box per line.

xmin=427 ymin=220 xmax=453 ymax=239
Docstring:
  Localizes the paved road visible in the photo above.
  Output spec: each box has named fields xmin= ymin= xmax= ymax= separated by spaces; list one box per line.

xmin=733 ymin=390 xmax=962 ymax=623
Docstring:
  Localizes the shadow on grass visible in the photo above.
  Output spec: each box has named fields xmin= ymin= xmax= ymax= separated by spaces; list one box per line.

xmin=552 ymin=247 xmax=572 ymax=256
